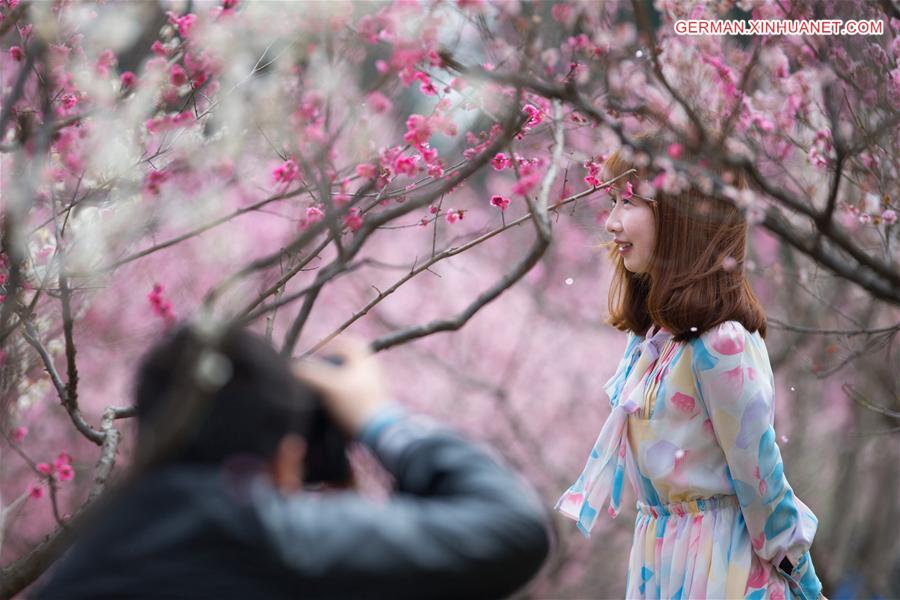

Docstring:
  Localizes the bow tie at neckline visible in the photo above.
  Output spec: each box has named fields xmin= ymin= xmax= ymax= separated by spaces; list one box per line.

xmin=554 ymin=323 xmax=678 ymax=533
xmin=641 ymin=325 xmax=674 ymax=362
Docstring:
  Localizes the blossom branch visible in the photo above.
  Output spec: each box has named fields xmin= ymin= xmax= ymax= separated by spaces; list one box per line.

xmin=0 ymin=404 xmax=122 ymax=597
xmin=630 ymin=0 xmax=708 ymax=146
xmin=302 ymin=169 xmax=632 ymax=357
xmin=0 ymin=39 xmax=36 ymax=136
xmin=447 ymin=56 xmax=900 ymax=305
xmin=270 ymin=102 xmax=528 ymax=355
xmin=370 ymin=101 xmax=562 ymax=352
xmin=730 ymin=154 xmax=900 ymax=297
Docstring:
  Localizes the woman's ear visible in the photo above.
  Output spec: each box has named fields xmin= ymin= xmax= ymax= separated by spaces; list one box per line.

xmin=272 ymin=433 xmax=306 ymax=493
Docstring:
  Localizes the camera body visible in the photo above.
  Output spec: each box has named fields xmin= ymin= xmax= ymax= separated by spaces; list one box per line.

xmin=303 ymin=402 xmax=352 ymax=485
xmin=302 ymin=355 xmax=352 ymax=486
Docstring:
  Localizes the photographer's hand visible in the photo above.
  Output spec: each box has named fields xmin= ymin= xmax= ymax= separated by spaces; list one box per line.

xmin=293 ymin=338 xmax=391 ymax=436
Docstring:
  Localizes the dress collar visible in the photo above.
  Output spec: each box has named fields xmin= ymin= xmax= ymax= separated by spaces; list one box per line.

xmin=641 ymin=324 xmax=674 ymax=362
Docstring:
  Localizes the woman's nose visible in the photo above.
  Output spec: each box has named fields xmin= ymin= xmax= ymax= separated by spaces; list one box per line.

xmin=605 ymin=212 xmax=622 ymax=234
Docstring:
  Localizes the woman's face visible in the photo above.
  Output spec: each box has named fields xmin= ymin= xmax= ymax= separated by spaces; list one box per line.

xmin=604 ymin=187 xmax=656 ymax=274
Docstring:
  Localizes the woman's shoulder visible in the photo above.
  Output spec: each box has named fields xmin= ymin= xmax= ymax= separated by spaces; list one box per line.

xmin=689 ymin=320 xmax=766 ymax=363
xmin=695 ymin=320 xmax=763 ymax=343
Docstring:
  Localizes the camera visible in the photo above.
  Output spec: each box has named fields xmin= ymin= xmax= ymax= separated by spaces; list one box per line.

xmin=302 ymin=355 xmax=353 ymax=487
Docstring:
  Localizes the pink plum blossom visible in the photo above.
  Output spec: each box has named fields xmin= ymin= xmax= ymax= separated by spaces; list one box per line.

xmin=57 ymin=464 xmax=74 ymax=482
xmin=344 ymin=208 xmax=363 ymax=232
xmin=367 ymin=91 xmax=393 ymax=114
xmin=490 ymin=195 xmax=511 ymax=210
xmin=28 ymin=483 xmax=44 ymax=500
xmin=12 ymin=426 xmax=28 ymax=443
xmin=403 ymin=114 xmax=432 ymax=147
xmin=584 ymin=159 xmax=603 ymax=187
xmin=144 ymin=169 xmax=169 ymax=195
xmin=393 ymin=154 xmax=419 ymax=177
xmin=170 ymin=63 xmax=189 ymax=86
xmin=167 ymin=11 xmax=197 ymax=38
xmin=491 ymin=153 xmax=510 ymax=171
xmin=445 ymin=209 xmax=464 ymax=224
xmin=120 ymin=71 xmax=137 ymax=88
xmin=522 ymin=104 xmax=544 ymax=128
xmin=54 ymin=452 xmax=72 ymax=470
xmin=95 ymin=48 xmax=116 ymax=77
xmin=305 ymin=206 xmax=325 ymax=226
xmin=356 ymin=163 xmax=377 ymax=179
xmin=272 ymin=158 xmax=300 ymax=184
xmin=59 ymin=94 xmax=78 ymax=111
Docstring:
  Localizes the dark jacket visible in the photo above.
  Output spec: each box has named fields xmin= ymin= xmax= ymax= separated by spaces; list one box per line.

xmin=34 ymin=417 xmax=551 ymax=599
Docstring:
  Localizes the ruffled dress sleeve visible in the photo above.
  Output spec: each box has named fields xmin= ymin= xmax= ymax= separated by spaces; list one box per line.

xmin=556 ymin=332 xmax=642 ymax=536
xmin=690 ymin=321 xmax=823 ymax=600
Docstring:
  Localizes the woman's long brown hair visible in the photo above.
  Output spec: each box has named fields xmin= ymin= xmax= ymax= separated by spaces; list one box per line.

xmin=604 ymin=150 xmax=767 ymax=342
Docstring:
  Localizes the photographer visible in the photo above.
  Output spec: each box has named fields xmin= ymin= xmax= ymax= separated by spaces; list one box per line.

xmin=34 ymin=326 xmax=551 ymax=599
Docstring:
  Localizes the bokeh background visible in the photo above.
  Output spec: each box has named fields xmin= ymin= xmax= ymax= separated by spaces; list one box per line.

xmin=1 ymin=1 xmax=898 ymax=597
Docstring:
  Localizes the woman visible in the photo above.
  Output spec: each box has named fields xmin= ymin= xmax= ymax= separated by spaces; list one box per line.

xmin=556 ymin=150 xmax=824 ymax=599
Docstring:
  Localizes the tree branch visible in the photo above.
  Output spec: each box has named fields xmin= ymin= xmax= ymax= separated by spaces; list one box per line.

xmin=20 ymin=321 xmax=103 ymax=444
xmin=761 ymin=208 xmax=900 ymax=304
xmin=843 ymin=384 xmax=900 ymax=419
xmin=0 ymin=405 xmax=122 ymax=597
xmin=66 ymin=185 xmax=311 ymax=277
xmin=445 ymin=58 xmax=900 ymax=304
xmin=302 ymin=170 xmax=632 ymax=357
xmin=768 ymin=318 xmax=900 ymax=337
xmin=270 ymin=101 xmax=527 ymax=355
xmin=370 ymin=100 xmax=563 ymax=352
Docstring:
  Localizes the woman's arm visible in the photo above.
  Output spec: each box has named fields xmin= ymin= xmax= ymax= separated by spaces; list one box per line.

xmin=690 ymin=321 xmax=823 ymax=600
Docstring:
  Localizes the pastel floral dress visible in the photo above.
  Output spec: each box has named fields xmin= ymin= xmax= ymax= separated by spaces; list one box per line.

xmin=557 ymin=321 xmax=822 ymax=599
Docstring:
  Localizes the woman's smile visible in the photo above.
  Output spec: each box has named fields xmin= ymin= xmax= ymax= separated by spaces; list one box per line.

xmin=614 ymin=239 xmax=634 ymax=255
xmin=606 ymin=190 xmax=656 ymax=274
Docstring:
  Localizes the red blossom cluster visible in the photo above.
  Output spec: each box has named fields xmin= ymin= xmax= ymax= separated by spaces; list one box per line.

xmin=148 ymin=284 xmax=176 ymax=326
xmin=27 ymin=452 xmax=74 ymax=501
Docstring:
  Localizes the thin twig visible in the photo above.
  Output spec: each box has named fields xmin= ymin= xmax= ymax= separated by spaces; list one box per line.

xmin=443 ymin=54 xmax=900 ymax=304
xmin=768 ymin=318 xmax=900 ymax=337
xmin=370 ymin=99 xmax=562 ymax=352
xmin=843 ymin=384 xmax=900 ymax=419
xmin=66 ymin=185 xmax=311 ymax=277
xmin=302 ymin=171 xmax=631 ymax=357
xmin=271 ymin=103 xmax=528 ymax=355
